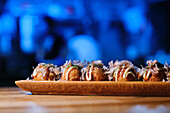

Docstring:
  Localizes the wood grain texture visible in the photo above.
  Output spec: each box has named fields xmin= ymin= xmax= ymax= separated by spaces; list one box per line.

xmin=1 ymin=87 xmax=170 ymax=113
xmin=15 ymin=80 xmax=170 ymax=96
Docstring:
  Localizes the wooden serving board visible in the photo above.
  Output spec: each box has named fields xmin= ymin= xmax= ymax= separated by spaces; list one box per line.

xmin=15 ymin=80 xmax=170 ymax=96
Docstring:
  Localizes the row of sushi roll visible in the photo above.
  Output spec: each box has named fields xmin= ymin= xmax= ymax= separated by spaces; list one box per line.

xmin=31 ymin=60 xmax=170 ymax=82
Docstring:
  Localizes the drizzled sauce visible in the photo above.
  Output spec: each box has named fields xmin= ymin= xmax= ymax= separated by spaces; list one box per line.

xmin=86 ymin=68 xmax=92 ymax=81
xmin=123 ymin=68 xmax=130 ymax=78
xmin=114 ymin=68 xmax=120 ymax=81
xmin=63 ymin=67 xmax=78 ymax=80
xmin=143 ymin=70 xmax=151 ymax=81
xmin=113 ymin=67 xmax=135 ymax=81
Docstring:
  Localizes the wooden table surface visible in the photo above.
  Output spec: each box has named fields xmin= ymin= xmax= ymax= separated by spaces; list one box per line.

xmin=0 ymin=87 xmax=170 ymax=113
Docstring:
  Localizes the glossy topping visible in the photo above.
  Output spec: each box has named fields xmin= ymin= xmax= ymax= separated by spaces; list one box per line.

xmin=139 ymin=60 xmax=168 ymax=81
xmin=83 ymin=60 xmax=108 ymax=81
xmin=86 ymin=68 xmax=92 ymax=81
xmin=113 ymin=68 xmax=119 ymax=81
xmin=64 ymin=66 xmax=79 ymax=80
xmin=31 ymin=63 xmax=60 ymax=81
xmin=108 ymin=60 xmax=137 ymax=81
xmin=31 ymin=60 xmax=169 ymax=82
xmin=142 ymin=69 xmax=151 ymax=81
xmin=61 ymin=60 xmax=84 ymax=81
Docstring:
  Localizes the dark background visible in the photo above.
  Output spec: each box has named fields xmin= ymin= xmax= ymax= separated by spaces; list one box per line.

xmin=0 ymin=0 xmax=169 ymax=86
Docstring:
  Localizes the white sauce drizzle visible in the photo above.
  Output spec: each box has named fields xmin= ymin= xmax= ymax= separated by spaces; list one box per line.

xmin=126 ymin=72 xmax=136 ymax=78
xmin=143 ymin=71 xmax=146 ymax=79
xmin=143 ymin=70 xmax=150 ymax=80
xmin=146 ymin=70 xmax=151 ymax=79
xmin=113 ymin=67 xmax=136 ymax=81
xmin=119 ymin=68 xmax=124 ymax=78
xmin=123 ymin=67 xmax=130 ymax=78
xmin=62 ymin=67 xmax=67 ymax=80
xmin=32 ymin=68 xmax=44 ymax=80
xmin=32 ymin=69 xmax=38 ymax=77
xmin=65 ymin=67 xmax=77 ymax=80
xmin=114 ymin=68 xmax=120 ymax=82
xmin=81 ymin=68 xmax=85 ymax=81
xmin=86 ymin=68 xmax=92 ymax=81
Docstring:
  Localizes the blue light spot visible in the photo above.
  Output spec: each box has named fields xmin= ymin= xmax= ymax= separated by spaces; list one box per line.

xmin=0 ymin=35 xmax=12 ymax=55
xmin=126 ymin=45 xmax=138 ymax=60
xmin=122 ymin=7 xmax=146 ymax=34
xmin=0 ymin=13 xmax=16 ymax=34
xmin=19 ymin=15 xmax=34 ymax=53
xmin=43 ymin=35 xmax=54 ymax=52
xmin=146 ymin=50 xmax=170 ymax=64
xmin=46 ymin=4 xmax=64 ymax=19
xmin=67 ymin=35 xmax=102 ymax=61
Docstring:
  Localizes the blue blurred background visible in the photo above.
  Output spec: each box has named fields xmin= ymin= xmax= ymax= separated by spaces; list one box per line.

xmin=0 ymin=0 xmax=170 ymax=85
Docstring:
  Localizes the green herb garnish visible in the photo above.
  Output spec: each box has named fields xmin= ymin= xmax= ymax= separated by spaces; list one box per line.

xmin=42 ymin=64 xmax=54 ymax=67
xmin=93 ymin=64 xmax=103 ymax=68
